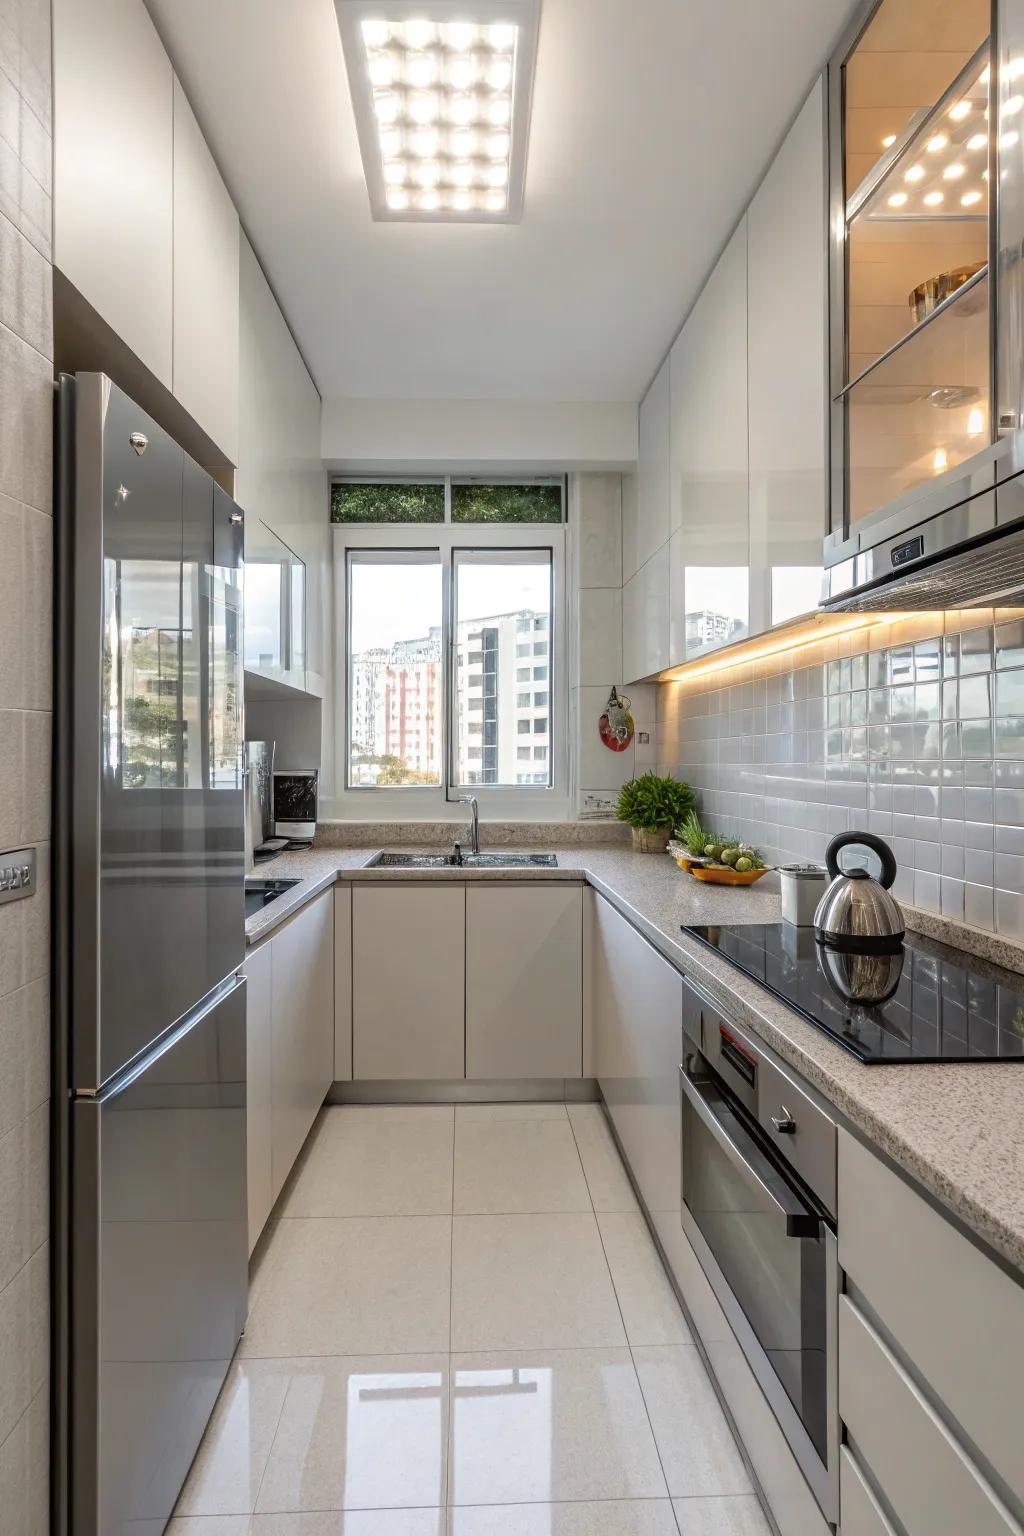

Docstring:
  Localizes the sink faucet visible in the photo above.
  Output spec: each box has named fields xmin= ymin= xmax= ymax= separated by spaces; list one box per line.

xmin=459 ymin=794 xmax=480 ymax=855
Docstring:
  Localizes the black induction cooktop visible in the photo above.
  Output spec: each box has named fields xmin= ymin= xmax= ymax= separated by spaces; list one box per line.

xmin=683 ymin=922 xmax=1024 ymax=1064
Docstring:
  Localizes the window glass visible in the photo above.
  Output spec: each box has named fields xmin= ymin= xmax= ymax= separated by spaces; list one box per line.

xmin=348 ymin=554 xmax=443 ymax=785
xmin=454 ymin=552 xmax=553 ymax=786
xmin=333 ymin=482 xmax=445 ymax=523
xmin=450 ymin=482 xmax=563 ymax=523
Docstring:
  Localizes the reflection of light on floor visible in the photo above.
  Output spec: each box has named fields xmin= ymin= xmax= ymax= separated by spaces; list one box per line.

xmin=451 ymin=1366 xmax=551 ymax=1508
xmin=345 ymin=1368 xmax=445 ymax=1510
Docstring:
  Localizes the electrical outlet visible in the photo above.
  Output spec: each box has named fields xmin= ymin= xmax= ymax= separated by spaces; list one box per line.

xmin=579 ymin=790 xmax=618 ymax=818
xmin=0 ymin=847 xmax=35 ymax=905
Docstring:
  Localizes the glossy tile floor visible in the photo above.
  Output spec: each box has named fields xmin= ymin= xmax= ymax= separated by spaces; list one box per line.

xmin=170 ymin=1103 xmax=770 ymax=1536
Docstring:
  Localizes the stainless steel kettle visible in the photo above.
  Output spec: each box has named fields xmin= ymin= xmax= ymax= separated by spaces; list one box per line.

xmin=814 ymin=832 xmax=905 ymax=954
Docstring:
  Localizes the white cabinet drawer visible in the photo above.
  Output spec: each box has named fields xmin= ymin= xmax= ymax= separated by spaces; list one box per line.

xmin=839 ymin=1130 xmax=1024 ymax=1505
xmin=839 ymin=1297 xmax=1021 ymax=1536
xmin=840 ymin=1447 xmax=896 ymax=1536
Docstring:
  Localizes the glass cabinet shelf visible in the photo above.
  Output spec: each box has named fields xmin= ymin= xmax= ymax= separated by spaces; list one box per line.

xmin=834 ymin=0 xmax=993 ymax=532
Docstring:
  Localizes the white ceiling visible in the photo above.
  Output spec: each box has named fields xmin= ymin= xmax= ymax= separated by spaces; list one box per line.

xmin=147 ymin=0 xmax=856 ymax=405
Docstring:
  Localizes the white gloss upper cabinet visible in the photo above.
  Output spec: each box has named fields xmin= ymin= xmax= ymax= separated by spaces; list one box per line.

xmin=172 ymin=78 xmax=240 ymax=463
xmin=622 ymin=541 xmax=671 ymax=684
xmin=669 ymin=219 xmax=749 ymax=661
xmin=747 ymin=77 xmax=828 ymax=632
xmin=54 ymin=0 xmax=174 ymax=386
xmin=635 ymin=356 xmax=672 ymax=576
xmin=466 ymin=884 xmax=583 ymax=1079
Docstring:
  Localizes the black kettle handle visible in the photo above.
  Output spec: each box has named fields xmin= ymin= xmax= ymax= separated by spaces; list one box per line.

xmin=825 ymin=831 xmax=898 ymax=889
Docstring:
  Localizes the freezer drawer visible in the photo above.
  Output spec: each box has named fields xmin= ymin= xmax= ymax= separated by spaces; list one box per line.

xmin=70 ymin=974 xmax=248 ymax=1536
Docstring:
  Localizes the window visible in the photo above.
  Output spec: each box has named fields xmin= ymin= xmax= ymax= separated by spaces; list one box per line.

xmin=534 ymin=666 xmax=548 ymax=681
xmin=333 ymin=477 xmax=564 ymax=525
xmin=332 ymin=482 xmax=445 ymax=523
xmin=344 ymin=540 xmax=558 ymax=797
xmin=347 ymin=552 xmax=443 ymax=786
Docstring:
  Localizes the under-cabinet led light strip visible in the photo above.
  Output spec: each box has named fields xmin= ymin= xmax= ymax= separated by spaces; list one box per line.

xmin=335 ymin=1 xmax=541 ymax=222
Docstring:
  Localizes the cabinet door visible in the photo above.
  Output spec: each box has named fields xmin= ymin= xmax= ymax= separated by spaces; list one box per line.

xmin=270 ymin=892 xmax=334 ymax=1199
xmin=748 ymin=77 xmax=827 ymax=633
xmin=622 ymin=542 xmax=670 ymax=684
xmin=669 ymin=219 xmax=749 ymax=662
xmin=244 ymin=940 xmax=273 ymax=1253
xmin=466 ymin=884 xmax=583 ymax=1079
xmin=172 ymin=78 xmax=240 ymax=462
xmin=54 ymin=0 xmax=174 ymax=385
xmin=334 ymin=886 xmax=352 ymax=1081
xmin=593 ymin=894 xmax=683 ymax=1231
xmin=352 ymin=884 xmax=466 ymax=1080
xmin=636 ymin=356 xmax=671 ymax=572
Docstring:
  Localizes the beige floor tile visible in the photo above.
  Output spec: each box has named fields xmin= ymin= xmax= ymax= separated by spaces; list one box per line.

xmin=567 ymin=1105 xmax=639 ymax=1212
xmin=448 ymin=1349 xmax=667 ymax=1506
xmin=280 ymin=1110 xmax=454 ymax=1218
xmin=672 ymin=1496 xmax=772 ymax=1534
xmin=168 ymin=1517 xmax=254 ymax=1529
xmin=597 ymin=1211 xmax=691 ymax=1346
xmin=448 ymin=1503 xmax=678 ymax=1535
xmin=174 ymin=1360 xmax=291 ymax=1516
xmin=240 ymin=1218 xmax=452 ymax=1358
xmin=454 ymin=1103 xmax=567 ymax=1122
xmin=451 ymin=1213 xmax=625 ymax=1351
xmin=168 ymin=1521 xmax=253 ymax=1534
xmin=633 ymin=1346 xmax=753 ymax=1499
xmin=253 ymin=1515 xmax=442 ymax=1534
xmin=255 ymin=1356 xmax=448 ymax=1513
xmin=453 ymin=1119 xmax=591 ymax=1214
xmin=254 ymin=1517 xmax=442 ymax=1529
xmin=329 ymin=1107 xmax=454 ymax=1124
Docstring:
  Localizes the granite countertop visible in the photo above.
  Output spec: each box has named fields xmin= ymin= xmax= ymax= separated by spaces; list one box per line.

xmin=246 ymin=843 xmax=1024 ymax=1277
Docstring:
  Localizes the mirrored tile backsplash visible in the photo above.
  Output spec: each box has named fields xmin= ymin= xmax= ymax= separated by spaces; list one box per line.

xmin=656 ymin=609 xmax=1024 ymax=941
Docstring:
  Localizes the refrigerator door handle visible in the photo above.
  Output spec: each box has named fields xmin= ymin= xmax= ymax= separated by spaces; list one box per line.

xmin=90 ymin=972 xmax=246 ymax=1104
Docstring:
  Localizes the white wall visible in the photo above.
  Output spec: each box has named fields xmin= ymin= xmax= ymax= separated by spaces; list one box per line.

xmin=572 ymin=474 xmax=655 ymax=816
xmin=321 ymin=396 xmax=638 ymax=473
xmin=0 ymin=0 xmax=52 ymax=1522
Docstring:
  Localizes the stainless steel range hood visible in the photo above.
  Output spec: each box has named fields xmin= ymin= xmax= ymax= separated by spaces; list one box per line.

xmin=822 ymin=473 xmax=1024 ymax=611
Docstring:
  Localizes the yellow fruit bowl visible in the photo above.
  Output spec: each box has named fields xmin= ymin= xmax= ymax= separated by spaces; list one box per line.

xmin=690 ymin=864 xmax=769 ymax=886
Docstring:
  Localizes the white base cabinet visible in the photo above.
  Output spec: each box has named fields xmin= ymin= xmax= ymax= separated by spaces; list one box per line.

xmin=334 ymin=886 xmax=352 ymax=1081
xmin=244 ymin=939 xmax=273 ymax=1255
xmin=593 ymin=892 xmax=682 ymax=1238
xmin=352 ymin=884 xmax=466 ymax=1080
xmin=838 ymin=1129 xmax=1024 ymax=1530
xmin=466 ymin=884 xmax=583 ymax=1078
xmin=245 ymin=890 xmax=334 ymax=1251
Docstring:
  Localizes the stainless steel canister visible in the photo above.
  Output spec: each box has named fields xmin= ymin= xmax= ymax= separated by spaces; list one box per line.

xmin=779 ymin=863 xmax=829 ymax=926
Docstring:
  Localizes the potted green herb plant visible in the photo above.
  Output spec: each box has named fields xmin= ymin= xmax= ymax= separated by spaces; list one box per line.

xmin=616 ymin=772 xmax=695 ymax=854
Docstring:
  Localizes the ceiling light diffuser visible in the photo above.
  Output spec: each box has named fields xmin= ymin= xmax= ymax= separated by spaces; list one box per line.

xmin=336 ymin=0 xmax=541 ymax=222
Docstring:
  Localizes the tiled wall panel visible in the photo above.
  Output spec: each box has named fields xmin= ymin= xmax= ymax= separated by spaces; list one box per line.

xmin=657 ymin=610 xmax=1024 ymax=940
xmin=0 ymin=0 xmax=51 ymax=1528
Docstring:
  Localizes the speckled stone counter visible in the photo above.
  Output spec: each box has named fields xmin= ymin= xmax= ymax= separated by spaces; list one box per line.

xmin=246 ymin=843 xmax=1024 ymax=1276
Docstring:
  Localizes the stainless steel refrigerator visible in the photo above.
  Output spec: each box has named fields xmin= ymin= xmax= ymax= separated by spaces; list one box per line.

xmin=54 ymin=374 xmax=249 ymax=1535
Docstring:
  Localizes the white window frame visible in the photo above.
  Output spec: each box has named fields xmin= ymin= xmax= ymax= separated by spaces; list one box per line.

xmin=333 ymin=520 xmax=569 ymax=820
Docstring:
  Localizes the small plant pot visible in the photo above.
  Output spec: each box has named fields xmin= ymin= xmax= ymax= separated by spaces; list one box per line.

xmin=631 ymin=826 xmax=671 ymax=854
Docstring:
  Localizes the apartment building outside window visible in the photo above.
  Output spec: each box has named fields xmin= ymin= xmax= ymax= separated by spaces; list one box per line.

xmin=334 ymin=478 xmax=566 ymax=814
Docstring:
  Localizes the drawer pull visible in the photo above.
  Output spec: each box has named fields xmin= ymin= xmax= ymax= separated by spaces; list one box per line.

xmin=771 ymin=1108 xmax=797 ymax=1135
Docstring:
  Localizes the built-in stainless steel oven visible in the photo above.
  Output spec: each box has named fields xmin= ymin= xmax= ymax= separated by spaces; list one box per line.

xmin=679 ymin=975 xmax=839 ymax=1525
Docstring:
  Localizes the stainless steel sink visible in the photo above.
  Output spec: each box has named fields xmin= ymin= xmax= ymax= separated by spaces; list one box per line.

xmin=368 ymin=851 xmax=558 ymax=869
xmin=244 ymin=877 xmax=301 ymax=918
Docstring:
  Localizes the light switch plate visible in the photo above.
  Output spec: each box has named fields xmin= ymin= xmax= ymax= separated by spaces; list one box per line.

xmin=0 ymin=847 xmax=36 ymax=905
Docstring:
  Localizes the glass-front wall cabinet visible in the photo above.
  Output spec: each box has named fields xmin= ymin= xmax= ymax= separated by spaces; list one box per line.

xmin=833 ymin=0 xmax=994 ymax=533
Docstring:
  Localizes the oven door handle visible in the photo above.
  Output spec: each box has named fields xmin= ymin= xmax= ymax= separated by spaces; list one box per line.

xmin=680 ymin=1066 xmax=821 ymax=1239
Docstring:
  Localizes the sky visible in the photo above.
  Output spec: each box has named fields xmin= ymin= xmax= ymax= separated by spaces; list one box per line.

xmin=350 ymin=560 xmax=550 ymax=652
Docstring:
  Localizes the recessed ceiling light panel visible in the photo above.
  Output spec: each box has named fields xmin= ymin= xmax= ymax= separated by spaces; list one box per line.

xmin=335 ymin=0 xmax=541 ymax=222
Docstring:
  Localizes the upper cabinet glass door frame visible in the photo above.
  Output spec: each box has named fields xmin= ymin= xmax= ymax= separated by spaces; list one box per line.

xmin=825 ymin=0 xmax=1014 ymax=563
